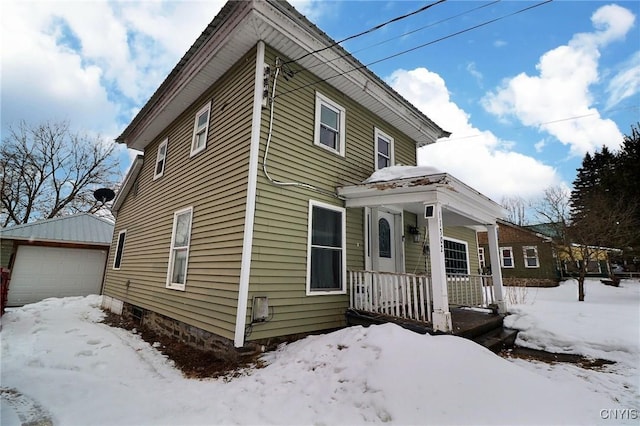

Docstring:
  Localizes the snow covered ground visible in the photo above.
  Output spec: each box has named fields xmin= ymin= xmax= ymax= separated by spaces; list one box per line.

xmin=1 ymin=278 xmax=638 ymax=425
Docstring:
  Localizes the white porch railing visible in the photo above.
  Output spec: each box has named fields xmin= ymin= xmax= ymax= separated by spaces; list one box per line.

xmin=348 ymin=271 xmax=431 ymax=323
xmin=446 ymin=273 xmax=495 ymax=308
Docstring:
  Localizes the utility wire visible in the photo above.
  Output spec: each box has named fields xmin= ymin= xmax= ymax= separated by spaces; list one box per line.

xmin=301 ymin=0 xmax=502 ymax=75
xmin=283 ymin=0 xmax=448 ymax=65
xmin=276 ymin=0 xmax=553 ymax=99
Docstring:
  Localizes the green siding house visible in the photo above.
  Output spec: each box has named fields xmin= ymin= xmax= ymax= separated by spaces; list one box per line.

xmin=103 ymin=0 xmax=507 ymax=350
xmin=478 ymin=220 xmax=559 ymax=287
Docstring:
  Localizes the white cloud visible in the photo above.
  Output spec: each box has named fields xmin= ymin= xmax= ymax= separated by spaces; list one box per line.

xmin=1 ymin=0 xmax=227 ymax=179
xmin=481 ymin=4 xmax=634 ymax=157
xmin=387 ymin=68 xmax=560 ymax=202
xmin=534 ymin=139 xmax=547 ymax=153
xmin=466 ymin=62 xmax=483 ymax=86
xmin=606 ymin=51 xmax=640 ymax=110
xmin=494 ymin=39 xmax=507 ymax=48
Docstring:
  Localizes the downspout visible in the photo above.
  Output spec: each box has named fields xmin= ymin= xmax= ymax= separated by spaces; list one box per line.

xmin=234 ymin=41 xmax=265 ymax=348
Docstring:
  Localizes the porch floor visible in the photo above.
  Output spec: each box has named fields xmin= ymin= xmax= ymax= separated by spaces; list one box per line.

xmin=345 ymin=307 xmax=506 ymax=339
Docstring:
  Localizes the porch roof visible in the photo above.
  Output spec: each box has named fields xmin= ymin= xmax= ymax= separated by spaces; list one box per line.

xmin=338 ymin=171 xmax=506 ymax=227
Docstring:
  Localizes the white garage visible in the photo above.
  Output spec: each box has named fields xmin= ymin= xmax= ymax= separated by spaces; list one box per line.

xmin=7 ymin=245 xmax=108 ymax=306
xmin=1 ymin=214 xmax=114 ymax=307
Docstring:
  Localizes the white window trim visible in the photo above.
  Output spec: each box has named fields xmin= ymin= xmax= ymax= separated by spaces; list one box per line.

xmin=374 ymin=128 xmax=394 ymax=170
xmin=190 ymin=101 xmax=211 ymax=157
xmin=443 ymin=237 xmax=470 ymax=275
xmin=478 ymin=247 xmax=485 ymax=269
xmin=523 ymin=245 xmax=540 ymax=268
xmin=166 ymin=207 xmax=194 ymax=291
xmin=113 ymin=229 xmax=126 ymax=270
xmin=501 ymin=246 xmax=515 ymax=268
xmin=154 ymin=138 xmax=168 ymax=180
xmin=306 ymin=200 xmax=347 ymax=295
xmin=314 ymin=92 xmax=346 ymax=157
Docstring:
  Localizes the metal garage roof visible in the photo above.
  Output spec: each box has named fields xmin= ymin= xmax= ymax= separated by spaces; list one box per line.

xmin=0 ymin=214 xmax=114 ymax=246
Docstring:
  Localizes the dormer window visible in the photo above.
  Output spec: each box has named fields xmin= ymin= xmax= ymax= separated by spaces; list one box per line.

xmin=190 ymin=101 xmax=211 ymax=156
xmin=314 ymin=92 xmax=345 ymax=156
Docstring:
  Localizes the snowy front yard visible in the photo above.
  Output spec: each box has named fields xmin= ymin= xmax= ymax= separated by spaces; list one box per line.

xmin=1 ymin=279 xmax=638 ymax=425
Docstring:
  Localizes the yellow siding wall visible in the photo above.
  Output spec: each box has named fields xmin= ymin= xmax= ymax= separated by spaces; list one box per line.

xmin=245 ymin=46 xmax=419 ymax=340
xmin=102 ymin=48 xmax=258 ymax=341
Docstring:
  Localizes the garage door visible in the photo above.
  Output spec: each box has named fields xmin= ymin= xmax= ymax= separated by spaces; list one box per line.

xmin=7 ymin=245 xmax=107 ymax=307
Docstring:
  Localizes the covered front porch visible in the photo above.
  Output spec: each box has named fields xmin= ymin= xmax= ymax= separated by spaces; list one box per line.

xmin=338 ymin=168 xmax=507 ymax=334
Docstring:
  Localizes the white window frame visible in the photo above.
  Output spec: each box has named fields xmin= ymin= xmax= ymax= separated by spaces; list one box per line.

xmin=478 ymin=247 xmax=485 ymax=269
xmin=443 ymin=237 xmax=470 ymax=275
xmin=113 ymin=229 xmax=126 ymax=270
xmin=154 ymin=138 xmax=168 ymax=180
xmin=374 ymin=128 xmax=394 ymax=170
xmin=166 ymin=207 xmax=194 ymax=291
xmin=306 ymin=200 xmax=347 ymax=295
xmin=501 ymin=246 xmax=515 ymax=268
xmin=314 ymin=92 xmax=346 ymax=157
xmin=523 ymin=245 xmax=540 ymax=268
xmin=190 ymin=101 xmax=211 ymax=157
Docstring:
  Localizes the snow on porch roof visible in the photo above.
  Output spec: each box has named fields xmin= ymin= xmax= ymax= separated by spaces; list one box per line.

xmin=0 ymin=213 xmax=114 ymax=246
xmin=338 ymin=166 xmax=507 ymax=225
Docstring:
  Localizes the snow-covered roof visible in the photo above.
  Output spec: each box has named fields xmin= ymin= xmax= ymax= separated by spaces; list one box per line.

xmin=364 ymin=165 xmax=444 ymax=183
xmin=0 ymin=213 xmax=114 ymax=245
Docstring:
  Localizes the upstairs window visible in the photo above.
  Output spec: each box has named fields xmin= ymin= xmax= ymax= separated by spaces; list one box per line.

xmin=307 ymin=200 xmax=346 ymax=294
xmin=113 ymin=230 xmax=126 ymax=270
xmin=314 ymin=92 xmax=345 ymax=156
xmin=523 ymin=246 xmax=539 ymax=268
xmin=166 ymin=207 xmax=193 ymax=291
xmin=501 ymin=247 xmax=514 ymax=268
xmin=154 ymin=138 xmax=168 ymax=180
xmin=190 ymin=101 xmax=211 ymax=156
xmin=374 ymin=128 xmax=394 ymax=170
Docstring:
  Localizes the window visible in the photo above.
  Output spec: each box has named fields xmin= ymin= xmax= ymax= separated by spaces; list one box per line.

xmin=113 ymin=230 xmax=126 ymax=270
xmin=378 ymin=218 xmax=391 ymax=258
xmin=166 ymin=207 xmax=193 ymax=290
xmin=501 ymin=247 xmax=514 ymax=268
xmin=314 ymin=92 xmax=346 ymax=156
xmin=154 ymin=138 xmax=168 ymax=179
xmin=523 ymin=246 xmax=539 ymax=268
xmin=374 ymin=128 xmax=394 ymax=170
xmin=307 ymin=201 xmax=346 ymax=294
xmin=444 ymin=238 xmax=469 ymax=274
xmin=478 ymin=247 xmax=485 ymax=269
xmin=190 ymin=101 xmax=211 ymax=156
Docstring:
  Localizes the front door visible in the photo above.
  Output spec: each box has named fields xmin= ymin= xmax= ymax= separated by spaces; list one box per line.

xmin=376 ymin=211 xmax=396 ymax=273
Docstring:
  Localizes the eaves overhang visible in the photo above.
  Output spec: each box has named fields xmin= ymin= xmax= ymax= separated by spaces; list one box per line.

xmin=117 ymin=0 xmax=449 ymax=152
xmin=111 ymin=155 xmax=144 ymax=217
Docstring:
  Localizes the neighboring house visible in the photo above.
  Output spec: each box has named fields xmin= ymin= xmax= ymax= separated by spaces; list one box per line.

xmin=0 ymin=214 xmax=114 ymax=306
xmin=525 ymin=223 xmax=617 ymax=278
xmin=102 ymin=0 xmax=507 ymax=350
xmin=478 ymin=220 xmax=559 ymax=287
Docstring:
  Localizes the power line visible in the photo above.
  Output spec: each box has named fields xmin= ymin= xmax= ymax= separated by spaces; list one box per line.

xmin=283 ymin=0 xmax=448 ymax=65
xmin=275 ymin=0 xmax=553 ymax=99
xmin=300 ymin=0 xmax=502 ymax=76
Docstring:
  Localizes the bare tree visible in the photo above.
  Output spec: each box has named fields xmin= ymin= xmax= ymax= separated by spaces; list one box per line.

xmin=501 ymin=195 xmax=528 ymax=225
xmin=533 ymin=186 xmax=637 ymax=301
xmin=0 ymin=120 xmax=120 ymax=226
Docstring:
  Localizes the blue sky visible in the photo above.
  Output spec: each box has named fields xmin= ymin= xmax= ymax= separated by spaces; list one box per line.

xmin=2 ymin=0 xmax=639 ymax=203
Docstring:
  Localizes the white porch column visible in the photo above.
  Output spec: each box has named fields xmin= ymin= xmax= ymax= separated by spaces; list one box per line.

xmin=486 ymin=224 xmax=507 ymax=313
xmin=426 ymin=203 xmax=452 ymax=332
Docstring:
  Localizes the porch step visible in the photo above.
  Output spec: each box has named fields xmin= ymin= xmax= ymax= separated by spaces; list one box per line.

xmin=472 ymin=327 xmax=519 ymax=353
